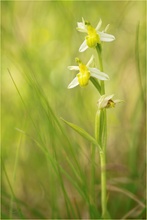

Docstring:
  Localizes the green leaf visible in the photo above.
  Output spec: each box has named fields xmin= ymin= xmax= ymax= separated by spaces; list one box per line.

xmin=61 ymin=117 xmax=102 ymax=151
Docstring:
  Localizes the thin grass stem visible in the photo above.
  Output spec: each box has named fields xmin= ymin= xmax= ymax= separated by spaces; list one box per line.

xmin=2 ymin=159 xmax=24 ymax=218
xmin=9 ymin=120 xmax=25 ymax=219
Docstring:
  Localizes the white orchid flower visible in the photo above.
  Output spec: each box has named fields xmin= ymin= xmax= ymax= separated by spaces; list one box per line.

xmin=67 ymin=55 xmax=109 ymax=89
xmin=77 ymin=18 xmax=115 ymax=52
xmin=97 ymin=94 xmax=123 ymax=109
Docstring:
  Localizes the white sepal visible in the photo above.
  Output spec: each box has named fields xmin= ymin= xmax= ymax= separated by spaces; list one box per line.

xmin=89 ymin=67 xmax=109 ymax=80
xmin=79 ymin=40 xmax=88 ymax=52
xmin=68 ymin=77 xmax=79 ymax=89
xmin=98 ymin=31 xmax=115 ymax=42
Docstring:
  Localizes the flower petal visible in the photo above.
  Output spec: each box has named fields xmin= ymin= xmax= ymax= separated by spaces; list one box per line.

xmin=68 ymin=76 xmax=79 ymax=89
xmin=97 ymin=94 xmax=113 ymax=109
xmin=86 ymin=55 xmax=94 ymax=67
xmin=82 ymin=17 xmax=85 ymax=24
xmin=68 ymin=66 xmax=79 ymax=71
xmin=79 ymin=40 xmax=88 ymax=52
xmin=89 ymin=67 xmax=109 ymax=80
xmin=95 ymin=19 xmax=102 ymax=31
xmin=77 ymin=22 xmax=84 ymax=28
xmin=77 ymin=23 xmax=87 ymax=33
xmin=103 ymin=24 xmax=110 ymax=33
xmin=97 ymin=97 xmax=108 ymax=109
xmin=98 ymin=31 xmax=115 ymax=42
xmin=77 ymin=18 xmax=87 ymax=33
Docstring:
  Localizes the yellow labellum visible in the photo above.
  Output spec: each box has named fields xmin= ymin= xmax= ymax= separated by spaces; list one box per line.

xmin=86 ymin=25 xmax=100 ymax=48
xmin=77 ymin=63 xmax=90 ymax=87
xmin=106 ymin=100 xmax=115 ymax=108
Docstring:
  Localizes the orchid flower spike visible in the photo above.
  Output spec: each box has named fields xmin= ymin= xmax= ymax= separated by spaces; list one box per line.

xmin=67 ymin=55 xmax=109 ymax=89
xmin=77 ymin=18 xmax=115 ymax=52
xmin=97 ymin=94 xmax=123 ymax=109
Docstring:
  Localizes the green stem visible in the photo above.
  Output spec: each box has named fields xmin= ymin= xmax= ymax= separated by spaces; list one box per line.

xmin=90 ymin=144 xmax=96 ymax=204
xmin=96 ymin=44 xmax=108 ymax=218
xmin=95 ymin=110 xmax=100 ymax=142
xmin=96 ymin=44 xmax=105 ymax=95
xmin=100 ymin=151 xmax=107 ymax=218
xmin=95 ymin=109 xmax=107 ymax=218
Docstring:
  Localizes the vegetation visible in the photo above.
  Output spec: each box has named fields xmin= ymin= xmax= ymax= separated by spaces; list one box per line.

xmin=1 ymin=1 xmax=146 ymax=219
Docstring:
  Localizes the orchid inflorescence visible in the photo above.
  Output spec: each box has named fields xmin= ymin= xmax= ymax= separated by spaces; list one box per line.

xmin=67 ymin=17 xmax=121 ymax=109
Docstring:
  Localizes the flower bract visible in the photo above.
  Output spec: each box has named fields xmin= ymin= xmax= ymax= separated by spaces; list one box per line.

xmin=77 ymin=18 xmax=115 ymax=52
xmin=67 ymin=55 xmax=109 ymax=89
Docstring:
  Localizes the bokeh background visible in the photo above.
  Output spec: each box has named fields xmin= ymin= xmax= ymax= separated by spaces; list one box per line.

xmin=1 ymin=0 xmax=146 ymax=219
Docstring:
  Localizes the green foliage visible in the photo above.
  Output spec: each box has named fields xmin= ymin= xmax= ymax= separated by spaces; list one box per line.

xmin=61 ymin=117 xmax=101 ymax=149
xmin=1 ymin=1 xmax=146 ymax=219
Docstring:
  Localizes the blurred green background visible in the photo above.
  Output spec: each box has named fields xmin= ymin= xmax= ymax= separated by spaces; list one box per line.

xmin=1 ymin=1 xmax=146 ymax=219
